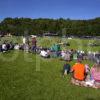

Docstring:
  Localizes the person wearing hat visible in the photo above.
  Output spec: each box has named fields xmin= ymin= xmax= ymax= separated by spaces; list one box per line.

xmin=31 ymin=37 xmax=37 ymax=53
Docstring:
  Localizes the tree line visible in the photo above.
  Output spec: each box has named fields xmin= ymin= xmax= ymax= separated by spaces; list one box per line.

xmin=0 ymin=17 xmax=100 ymax=36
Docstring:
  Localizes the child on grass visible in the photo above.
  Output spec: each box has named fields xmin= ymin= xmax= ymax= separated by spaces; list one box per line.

xmin=63 ymin=61 xmax=71 ymax=77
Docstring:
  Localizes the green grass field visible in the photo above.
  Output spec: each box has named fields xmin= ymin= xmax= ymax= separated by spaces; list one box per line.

xmin=0 ymin=36 xmax=100 ymax=100
xmin=37 ymin=37 xmax=100 ymax=52
xmin=0 ymin=36 xmax=100 ymax=52
xmin=0 ymin=51 xmax=100 ymax=100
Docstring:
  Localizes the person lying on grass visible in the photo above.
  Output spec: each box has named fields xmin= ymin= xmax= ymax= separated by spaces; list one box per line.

xmin=40 ymin=48 xmax=50 ymax=58
xmin=71 ymin=58 xmax=86 ymax=86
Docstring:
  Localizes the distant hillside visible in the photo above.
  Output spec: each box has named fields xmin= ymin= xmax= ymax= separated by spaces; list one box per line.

xmin=0 ymin=17 xmax=100 ymax=36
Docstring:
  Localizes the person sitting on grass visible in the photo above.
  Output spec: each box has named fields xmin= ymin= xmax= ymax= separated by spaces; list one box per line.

xmin=40 ymin=48 xmax=50 ymax=58
xmin=85 ymin=64 xmax=90 ymax=81
xmin=71 ymin=58 xmax=86 ymax=86
xmin=91 ymin=62 xmax=100 ymax=89
xmin=84 ymin=64 xmax=95 ymax=87
xmin=63 ymin=61 xmax=71 ymax=77
xmin=2 ymin=42 xmax=7 ymax=52
xmin=61 ymin=50 xmax=71 ymax=61
xmin=14 ymin=43 xmax=20 ymax=50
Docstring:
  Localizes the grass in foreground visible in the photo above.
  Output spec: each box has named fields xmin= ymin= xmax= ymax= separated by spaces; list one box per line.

xmin=0 ymin=51 xmax=100 ymax=100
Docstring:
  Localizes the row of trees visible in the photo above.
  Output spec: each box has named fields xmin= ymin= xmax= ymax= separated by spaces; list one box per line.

xmin=0 ymin=17 xmax=100 ymax=36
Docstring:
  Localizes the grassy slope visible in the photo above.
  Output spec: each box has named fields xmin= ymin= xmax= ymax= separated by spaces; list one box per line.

xmin=1 ymin=36 xmax=99 ymax=51
xmin=0 ymin=51 xmax=100 ymax=100
xmin=37 ymin=37 xmax=100 ymax=52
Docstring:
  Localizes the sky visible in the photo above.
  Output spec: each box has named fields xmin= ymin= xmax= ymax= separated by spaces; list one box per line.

xmin=0 ymin=0 xmax=100 ymax=20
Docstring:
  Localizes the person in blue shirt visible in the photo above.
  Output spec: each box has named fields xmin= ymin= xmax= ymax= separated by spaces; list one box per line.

xmin=63 ymin=61 xmax=71 ymax=77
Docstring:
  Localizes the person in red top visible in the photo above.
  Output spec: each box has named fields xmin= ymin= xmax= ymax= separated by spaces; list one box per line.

xmin=32 ymin=37 xmax=37 ymax=53
xmin=71 ymin=58 xmax=86 ymax=86
xmin=32 ymin=37 xmax=37 ymax=46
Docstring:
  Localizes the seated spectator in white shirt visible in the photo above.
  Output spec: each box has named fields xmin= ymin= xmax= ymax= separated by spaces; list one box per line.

xmin=2 ymin=43 xmax=7 ymax=52
xmin=40 ymin=49 xmax=49 ymax=58
xmin=14 ymin=43 xmax=19 ymax=50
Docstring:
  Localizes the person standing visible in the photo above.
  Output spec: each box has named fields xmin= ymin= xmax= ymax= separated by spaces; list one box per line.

xmin=22 ymin=36 xmax=26 ymax=44
xmin=31 ymin=37 xmax=37 ymax=53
